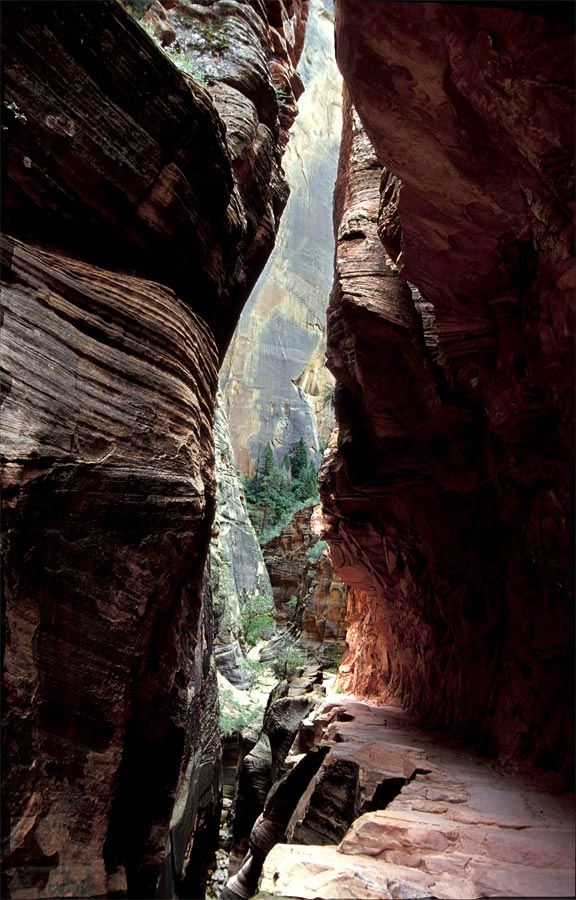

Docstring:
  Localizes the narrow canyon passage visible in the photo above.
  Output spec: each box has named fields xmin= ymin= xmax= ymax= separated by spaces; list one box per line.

xmin=1 ymin=1 xmax=574 ymax=900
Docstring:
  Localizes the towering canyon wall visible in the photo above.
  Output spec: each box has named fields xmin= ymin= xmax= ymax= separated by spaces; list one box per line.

xmin=1 ymin=2 xmax=307 ymax=896
xmin=322 ymin=2 xmax=574 ymax=783
xmin=221 ymin=0 xmax=342 ymax=475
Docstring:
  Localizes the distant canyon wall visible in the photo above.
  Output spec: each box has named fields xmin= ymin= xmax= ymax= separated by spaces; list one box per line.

xmin=221 ymin=0 xmax=342 ymax=475
xmin=262 ymin=506 xmax=347 ymax=663
xmin=1 ymin=2 xmax=308 ymax=896
xmin=323 ymin=2 xmax=574 ymax=783
xmin=211 ymin=391 xmax=274 ymax=689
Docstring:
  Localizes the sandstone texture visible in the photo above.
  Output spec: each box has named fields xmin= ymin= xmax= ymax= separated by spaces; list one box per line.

xmin=223 ymin=667 xmax=326 ymax=900
xmin=221 ymin=0 xmax=342 ymax=475
xmin=322 ymin=2 xmax=575 ymax=782
xmin=1 ymin=1 xmax=307 ymax=896
xmin=1 ymin=235 xmax=220 ymax=899
xmin=2 ymin=0 xmax=307 ymax=358
xmin=262 ymin=506 xmax=347 ymax=665
xmin=211 ymin=391 xmax=274 ymax=688
xmin=139 ymin=0 xmax=311 ymax=356
xmin=260 ymin=698 xmax=575 ymax=899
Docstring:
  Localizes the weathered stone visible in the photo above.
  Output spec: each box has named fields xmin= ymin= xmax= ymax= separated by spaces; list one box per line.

xmin=223 ymin=667 xmax=326 ymax=898
xmin=211 ymin=391 xmax=274 ymax=688
xmin=2 ymin=0 xmax=308 ymax=358
xmin=261 ymin=697 xmax=575 ymax=900
xmin=323 ymin=2 xmax=575 ymax=783
xmin=1 ymin=1 xmax=308 ymax=895
xmin=141 ymin=1 xmax=177 ymax=46
xmin=1 ymin=235 xmax=219 ymax=899
xmin=261 ymin=505 xmax=347 ymax=665
xmin=221 ymin=0 xmax=342 ymax=474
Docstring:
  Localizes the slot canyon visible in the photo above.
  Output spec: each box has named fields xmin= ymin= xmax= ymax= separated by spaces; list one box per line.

xmin=1 ymin=1 xmax=574 ymax=899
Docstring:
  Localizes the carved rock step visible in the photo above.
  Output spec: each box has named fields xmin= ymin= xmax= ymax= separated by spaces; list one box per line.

xmin=260 ymin=698 xmax=575 ymax=899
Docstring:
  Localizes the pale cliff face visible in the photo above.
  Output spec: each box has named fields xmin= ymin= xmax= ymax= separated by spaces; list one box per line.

xmin=222 ymin=0 xmax=342 ymax=475
xmin=210 ymin=391 xmax=274 ymax=688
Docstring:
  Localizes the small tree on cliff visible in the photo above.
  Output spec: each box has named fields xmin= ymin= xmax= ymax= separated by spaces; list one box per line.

xmin=243 ymin=443 xmax=292 ymax=534
xmin=290 ymin=437 xmax=309 ymax=481
xmin=289 ymin=438 xmax=319 ymax=503
xmin=243 ymin=439 xmax=320 ymax=541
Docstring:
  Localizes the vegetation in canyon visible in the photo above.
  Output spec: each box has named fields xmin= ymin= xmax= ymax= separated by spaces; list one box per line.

xmin=242 ymin=438 xmax=320 ymax=542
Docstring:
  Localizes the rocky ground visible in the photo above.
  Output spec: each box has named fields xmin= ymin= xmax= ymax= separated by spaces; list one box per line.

xmin=259 ymin=696 xmax=575 ymax=899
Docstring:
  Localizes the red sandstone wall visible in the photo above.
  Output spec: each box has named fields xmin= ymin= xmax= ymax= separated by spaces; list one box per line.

xmin=1 ymin=2 xmax=308 ymax=895
xmin=323 ymin=3 xmax=574 ymax=784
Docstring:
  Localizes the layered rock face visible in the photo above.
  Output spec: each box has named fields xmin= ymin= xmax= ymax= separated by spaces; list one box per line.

xmin=1 ymin=1 xmax=307 ymax=896
xmin=1 ymin=235 xmax=221 ymax=900
xmin=262 ymin=506 xmax=347 ymax=663
xmin=221 ymin=0 xmax=342 ymax=474
xmin=323 ymin=3 xmax=574 ymax=783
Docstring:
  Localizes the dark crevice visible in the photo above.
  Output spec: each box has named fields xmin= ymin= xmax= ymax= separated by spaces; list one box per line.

xmin=363 ymin=777 xmax=407 ymax=813
xmin=363 ymin=766 xmax=433 ymax=815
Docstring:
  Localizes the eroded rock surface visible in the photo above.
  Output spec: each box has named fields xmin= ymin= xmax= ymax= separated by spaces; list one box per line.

xmin=2 ymin=0 xmax=307 ymax=358
xmin=262 ymin=506 xmax=347 ymax=664
xmin=323 ymin=1 xmax=575 ymax=781
xmin=223 ymin=667 xmax=325 ymax=900
xmin=261 ymin=698 xmax=575 ymax=899
xmin=1 ymin=235 xmax=220 ymax=899
xmin=221 ymin=0 xmax=342 ymax=474
xmin=1 ymin=1 xmax=307 ymax=896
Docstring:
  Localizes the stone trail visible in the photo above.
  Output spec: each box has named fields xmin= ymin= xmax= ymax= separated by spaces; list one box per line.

xmin=259 ymin=696 xmax=575 ymax=899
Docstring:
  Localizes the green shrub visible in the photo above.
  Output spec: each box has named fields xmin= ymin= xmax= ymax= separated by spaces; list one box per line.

xmin=272 ymin=639 xmax=310 ymax=679
xmin=167 ymin=49 xmax=207 ymax=84
xmin=243 ymin=439 xmax=320 ymax=542
xmin=244 ymin=657 xmax=270 ymax=689
xmin=218 ymin=683 xmax=264 ymax=737
xmin=199 ymin=22 xmax=229 ymax=54
xmin=241 ymin=594 xmax=275 ymax=647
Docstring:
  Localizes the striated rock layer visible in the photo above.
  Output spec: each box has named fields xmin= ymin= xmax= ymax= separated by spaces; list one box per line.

xmin=1 ymin=235 xmax=221 ymax=899
xmin=260 ymin=698 xmax=575 ymax=899
xmin=322 ymin=3 xmax=574 ymax=783
xmin=1 ymin=1 xmax=307 ymax=897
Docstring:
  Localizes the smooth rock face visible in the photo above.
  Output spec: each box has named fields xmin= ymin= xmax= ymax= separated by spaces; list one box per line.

xmin=323 ymin=2 xmax=575 ymax=781
xmin=221 ymin=0 xmax=342 ymax=474
xmin=211 ymin=392 xmax=274 ymax=688
xmin=262 ymin=506 xmax=347 ymax=663
xmin=260 ymin=698 xmax=575 ymax=900
xmin=1 ymin=1 xmax=307 ymax=896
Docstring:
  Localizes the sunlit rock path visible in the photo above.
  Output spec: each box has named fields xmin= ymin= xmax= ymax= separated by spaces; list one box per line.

xmin=258 ymin=695 xmax=575 ymax=900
